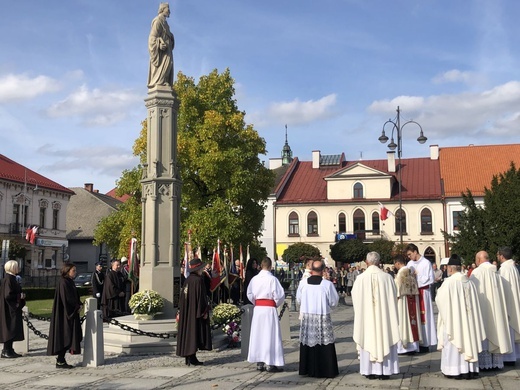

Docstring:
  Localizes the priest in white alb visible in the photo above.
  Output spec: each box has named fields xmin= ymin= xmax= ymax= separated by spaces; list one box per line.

xmin=405 ymin=243 xmax=437 ymax=352
xmin=436 ymin=254 xmax=486 ymax=380
xmin=352 ymin=251 xmax=400 ymax=380
xmin=247 ymin=257 xmax=285 ymax=373
xmin=469 ymin=250 xmax=511 ymax=370
xmin=393 ymin=254 xmax=422 ymax=354
xmin=297 ymin=258 xmax=339 ymax=378
xmin=497 ymin=246 xmax=520 ymax=365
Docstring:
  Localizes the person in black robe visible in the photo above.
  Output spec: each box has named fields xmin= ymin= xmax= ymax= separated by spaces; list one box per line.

xmin=0 ymin=260 xmax=26 ymax=358
xmin=101 ymin=259 xmax=126 ymax=319
xmin=47 ymin=263 xmax=83 ymax=368
xmin=176 ymin=258 xmax=212 ymax=365
xmin=242 ymin=258 xmax=258 ymax=305
xmin=91 ymin=261 xmax=105 ymax=310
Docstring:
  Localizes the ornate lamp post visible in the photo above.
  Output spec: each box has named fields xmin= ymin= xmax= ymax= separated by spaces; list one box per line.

xmin=378 ymin=106 xmax=427 ymax=245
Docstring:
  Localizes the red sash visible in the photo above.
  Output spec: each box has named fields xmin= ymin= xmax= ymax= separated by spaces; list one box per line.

xmin=406 ymin=295 xmax=420 ymax=341
xmin=255 ymin=299 xmax=276 ymax=307
xmin=418 ymin=286 xmax=429 ymax=324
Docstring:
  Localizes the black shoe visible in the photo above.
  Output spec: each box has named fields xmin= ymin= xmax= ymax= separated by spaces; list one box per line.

xmin=257 ymin=363 xmax=265 ymax=371
xmin=185 ymin=357 xmax=190 ymax=366
xmin=504 ymin=361 xmax=516 ymax=366
xmin=1 ymin=350 xmax=19 ymax=359
xmin=266 ymin=366 xmax=283 ymax=373
xmin=56 ymin=361 xmax=74 ymax=369
xmin=419 ymin=346 xmax=430 ymax=353
xmin=364 ymin=374 xmax=377 ymax=380
xmin=379 ymin=375 xmax=390 ymax=380
xmin=188 ymin=356 xmax=203 ymax=366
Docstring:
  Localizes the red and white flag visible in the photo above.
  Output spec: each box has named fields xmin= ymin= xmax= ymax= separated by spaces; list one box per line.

xmin=239 ymin=244 xmax=245 ymax=280
xmin=379 ymin=202 xmax=394 ymax=221
xmin=210 ymin=239 xmax=223 ymax=292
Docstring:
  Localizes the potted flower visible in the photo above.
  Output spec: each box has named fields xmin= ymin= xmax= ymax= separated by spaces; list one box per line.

xmin=129 ymin=289 xmax=164 ymax=320
xmin=212 ymin=303 xmax=242 ymax=347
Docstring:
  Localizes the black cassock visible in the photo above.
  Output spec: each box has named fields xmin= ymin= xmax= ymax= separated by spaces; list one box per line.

xmin=176 ymin=273 xmax=212 ymax=357
xmin=47 ymin=276 xmax=82 ymax=355
xmin=101 ymin=269 xmax=126 ymax=318
xmin=0 ymin=274 xmax=25 ymax=343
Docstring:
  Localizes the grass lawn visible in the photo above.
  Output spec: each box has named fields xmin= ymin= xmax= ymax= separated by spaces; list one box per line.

xmin=25 ymin=295 xmax=91 ymax=318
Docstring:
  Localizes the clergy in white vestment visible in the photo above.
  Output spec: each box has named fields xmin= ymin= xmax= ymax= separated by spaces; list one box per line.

xmin=436 ymin=254 xmax=486 ymax=380
xmin=393 ymin=255 xmax=422 ymax=354
xmin=247 ymin=257 xmax=285 ymax=373
xmin=297 ymin=259 xmax=339 ymax=378
xmin=470 ymin=251 xmax=511 ymax=370
xmin=497 ymin=246 xmax=520 ymax=365
xmin=352 ymin=251 xmax=400 ymax=380
xmin=405 ymin=243 xmax=437 ymax=351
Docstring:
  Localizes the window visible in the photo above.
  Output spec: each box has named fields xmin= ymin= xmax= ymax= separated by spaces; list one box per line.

xmin=395 ymin=208 xmax=407 ymax=234
xmin=307 ymin=211 xmax=318 ymax=235
xmin=421 ymin=208 xmax=433 ymax=234
xmin=52 ymin=209 xmax=59 ymax=230
xmin=452 ymin=211 xmax=463 ymax=231
xmin=40 ymin=207 xmax=46 ymax=228
xmin=424 ymin=247 xmax=435 ymax=263
xmin=338 ymin=213 xmax=346 ymax=232
xmin=372 ymin=212 xmax=380 ymax=234
xmin=288 ymin=212 xmax=299 ymax=235
xmin=353 ymin=209 xmax=366 ymax=239
xmin=13 ymin=204 xmax=20 ymax=225
xmin=353 ymin=182 xmax=364 ymax=199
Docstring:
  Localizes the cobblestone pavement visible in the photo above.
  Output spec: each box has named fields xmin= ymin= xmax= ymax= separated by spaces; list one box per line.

xmin=1 ymin=296 xmax=519 ymax=389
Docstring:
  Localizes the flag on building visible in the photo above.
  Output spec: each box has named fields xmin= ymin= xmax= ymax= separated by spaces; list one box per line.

xmin=210 ymin=240 xmax=224 ymax=292
xmin=128 ymin=237 xmax=139 ymax=291
xmin=379 ymin=202 xmax=394 ymax=221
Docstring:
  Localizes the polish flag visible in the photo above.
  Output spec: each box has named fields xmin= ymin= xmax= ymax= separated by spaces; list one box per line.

xmin=379 ymin=202 xmax=394 ymax=221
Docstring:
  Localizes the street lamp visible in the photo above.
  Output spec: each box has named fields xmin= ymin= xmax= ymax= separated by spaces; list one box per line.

xmin=378 ymin=106 xmax=427 ymax=245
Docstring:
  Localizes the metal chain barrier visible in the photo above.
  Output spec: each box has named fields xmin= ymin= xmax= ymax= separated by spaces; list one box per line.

xmin=278 ymin=302 xmax=288 ymax=321
xmin=105 ymin=316 xmax=176 ymax=339
xmin=27 ymin=312 xmax=51 ymax=322
xmin=22 ymin=314 xmax=49 ymax=340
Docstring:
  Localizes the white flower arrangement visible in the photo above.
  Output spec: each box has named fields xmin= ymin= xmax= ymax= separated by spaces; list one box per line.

xmin=129 ymin=289 xmax=164 ymax=315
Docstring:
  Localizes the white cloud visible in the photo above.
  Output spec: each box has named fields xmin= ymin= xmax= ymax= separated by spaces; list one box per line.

xmin=46 ymin=85 xmax=142 ymax=127
xmin=0 ymin=73 xmax=61 ymax=103
xmin=261 ymin=94 xmax=338 ymax=126
xmin=432 ymin=69 xmax=482 ymax=85
xmin=368 ymin=81 xmax=520 ymax=140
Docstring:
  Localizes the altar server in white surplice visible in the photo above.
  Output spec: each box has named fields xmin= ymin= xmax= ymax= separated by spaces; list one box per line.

xmin=247 ymin=257 xmax=285 ymax=373
xmin=405 ymin=243 xmax=437 ymax=352
xmin=393 ymin=255 xmax=422 ymax=355
xmin=436 ymin=254 xmax=486 ymax=380
xmin=297 ymin=259 xmax=339 ymax=378
xmin=497 ymin=246 xmax=520 ymax=365
xmin=470 ymin=251 xmax=511 ymax=370
xmin=352 ymin=251 xmax=400 ymax=380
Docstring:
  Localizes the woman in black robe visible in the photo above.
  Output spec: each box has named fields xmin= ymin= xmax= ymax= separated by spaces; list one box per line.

xmin=0 ymin=260 xmax=25 ymax=358
xmin=47 ymin=263 xmax=83 ymax=368
xmin=242 ymin=258 xmax=258 ymax=305
xmin=176 ymin=258 xmax=212 ymax=365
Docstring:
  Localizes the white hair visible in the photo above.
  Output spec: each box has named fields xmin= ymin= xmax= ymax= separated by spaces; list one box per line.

xmin=366 ymin=251 xmax=381 ymax=266
xmin=4 ymin=260 xmax=19 ymax=275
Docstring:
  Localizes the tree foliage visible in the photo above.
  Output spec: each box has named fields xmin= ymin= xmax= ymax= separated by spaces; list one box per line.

xmin=94 ymin=69 xmax=274 ymax=258
xmin=445 ymin=162 xmax=520 ymax=262
xmin=8 ymin=241 xmax=26 ymax=259
xmin=329 ymin=239 xmax=369 ymax=264
xmin=368 ymin=239 xmax=396 ymax=264
xmin=282 ymin=243 xmax=321 ymax=264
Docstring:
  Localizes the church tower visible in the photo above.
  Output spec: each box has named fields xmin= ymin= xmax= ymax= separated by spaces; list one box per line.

xmin=281 ymin=124 xmax=293 ymax=166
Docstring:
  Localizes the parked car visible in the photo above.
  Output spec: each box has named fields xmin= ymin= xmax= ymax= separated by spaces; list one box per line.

xmin=74 ymin=273 xmax=92 ymax=287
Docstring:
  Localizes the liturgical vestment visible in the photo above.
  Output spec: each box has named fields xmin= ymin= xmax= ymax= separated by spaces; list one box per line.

xmin=395 ymin=266 xmax=422 ymax=354
xmin=499 ymin=259 xmax=520 ymax=363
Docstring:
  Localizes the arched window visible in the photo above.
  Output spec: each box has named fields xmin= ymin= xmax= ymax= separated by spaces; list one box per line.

xmin=372 ymin=212 xmax=380 ymax=234
xmin=288 ymin=212 xmax=299 ymax=235
xmin=353 ymin=209 xmax=366 ymax=239
xmin=421 ymin=208 xmax=433 ymax=234
xmin=307 ymin=211 xmax=318 ymax=235
xmin=395 ymin=208 xmax=407 ymax=234
xmin=353 ymin=182 xmax=364 ymax=199
xmin=424 ymin=247 xmax=435 ymax=263
xmin=338 ymin=212 xmax=346 ymax=232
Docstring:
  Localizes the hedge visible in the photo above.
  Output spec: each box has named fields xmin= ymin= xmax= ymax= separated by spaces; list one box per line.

xmin=23 ymin=287 xmax=91 ymax=301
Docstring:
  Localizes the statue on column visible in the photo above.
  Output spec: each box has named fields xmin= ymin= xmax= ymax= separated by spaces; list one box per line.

xmin=148 ymin=2 xmax=174 ymax=88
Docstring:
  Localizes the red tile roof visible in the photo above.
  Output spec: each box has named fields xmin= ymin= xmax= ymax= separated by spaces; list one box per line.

xmin=106 ymin=187 xmax=131 ymax=202
xmin=0 ymin=154 xmax=74 ymax=194
xmin=276 ymin=157 xmax=441 ymax=204
xmin=440 ymin=144 xmax=520 ymax=197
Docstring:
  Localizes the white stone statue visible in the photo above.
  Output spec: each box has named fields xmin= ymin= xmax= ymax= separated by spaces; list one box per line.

xmin=148 ymin=2 xmax=174 ymax=88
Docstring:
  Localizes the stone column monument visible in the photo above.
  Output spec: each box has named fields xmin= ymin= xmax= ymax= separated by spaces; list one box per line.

xmin=140 ymin=2 xmax=181 ymax=319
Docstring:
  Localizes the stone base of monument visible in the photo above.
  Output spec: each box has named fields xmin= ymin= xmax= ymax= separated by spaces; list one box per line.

xmin=103 ymin=315 xmax=227 ymax=355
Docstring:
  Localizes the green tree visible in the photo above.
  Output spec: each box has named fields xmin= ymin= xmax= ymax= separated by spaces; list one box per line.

xmin=445 ymin=163 xmax=520 ymax=262
xmin=282 ymin=243 xmax=321 ymax=264
xmin=329 ymin=239 xmax=368 ymax=264
xmin=368 ymin=239 xmax=395 ymax=264
xmin=95 ymin=69 xmax=274 ymax=257
xmin=8 ymin=241 xmax=26 ymax=259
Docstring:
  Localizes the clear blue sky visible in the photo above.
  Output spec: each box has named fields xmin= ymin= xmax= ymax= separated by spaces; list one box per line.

xmin=1 ymin=0 xmax=519 ymax=192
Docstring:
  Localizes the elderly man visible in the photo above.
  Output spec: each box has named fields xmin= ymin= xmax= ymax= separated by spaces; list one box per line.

xmin=497 ymin=246 xmax=520 ymax=365
xmin=352 ymin=252 xmax=400 ymax=380
xmin=297 ymin=259 xmax=339 ymax=378
xmin=470 ymin=251 xmax=511 ymax=370
xmin=405 ymin=243 xmax=437 ymax=352
xmin=101 ymin=259 xmax=126 ymax=319
xmin=247 ymin=257 xmax=285 ymax=373
xmin=436 ymin=254 xmax=486 ymax=379
xmin=394 ymin=255 xmax=422 ymax=355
